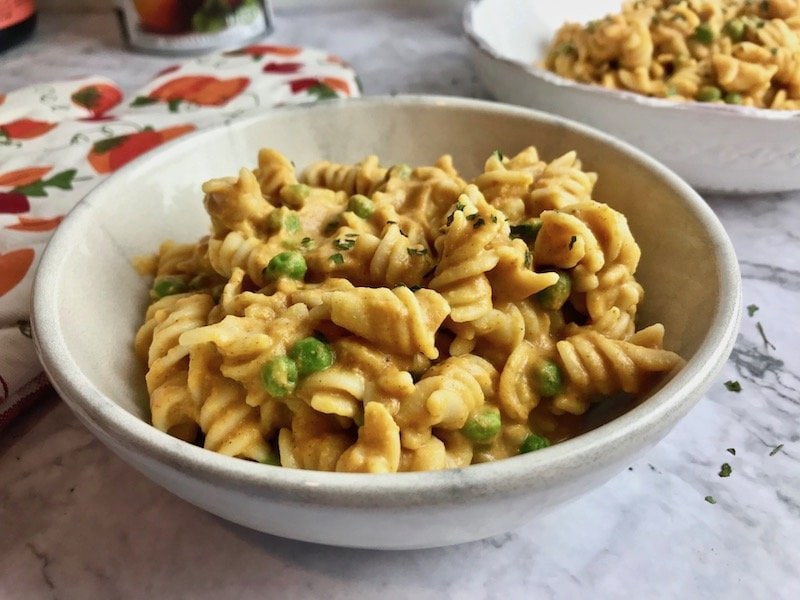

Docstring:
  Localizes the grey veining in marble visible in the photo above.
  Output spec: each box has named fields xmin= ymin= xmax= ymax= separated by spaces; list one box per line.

xmin=1 ymin=2 xmax=799 ymax=599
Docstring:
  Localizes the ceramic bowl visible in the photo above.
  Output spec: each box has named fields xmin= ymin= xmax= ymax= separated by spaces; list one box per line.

xmin=464 ymin=0 xmax=800 ymax=194
xmin=32 ymin=96 xmax=740 ymax=549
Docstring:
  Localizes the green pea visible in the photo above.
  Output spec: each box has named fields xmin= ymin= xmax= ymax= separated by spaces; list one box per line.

xmin=267 ymin=209 xmax=302 ymax=234
xmin=347 ymin=194 xmax=374 ymax=218
xmin=390 ymin=163 xmax=412 ymax=180
xmin=152 ymin=276 xmax=187 ymax=298
xmin=264 ymin=251 xmax=307 ymax=281
xmin=696 ymin=85 xmax=722 ymax=102
xmin=520 ymin=433 xmax=551 ymax=454
xmin=284 ymin=213 xmax=301 ymax=233
xmin=283 ymin=183 xmax=310 ymax=208
xmin=694 ymin=23 xmax=714 ymax=45
xmin=724 ymin=92 xmax=743 ymax=105
xmin=461 ymin=406 xmax=502 ymax=443
xmin=723 ymin=19 xmax=745 ymax=42
xmin=260 ymin=356 xmax=298 ymax=397
xmin=289 ymin=337 xmax=335 ymax=377
xmin=534 ymin=360 xmax=563 ymax=397
xmin=259 ymin=449 xmax=280 ymax=466
xmin=535 ymin=270 xmax=572 ymax=310
xmin=509 ymin=219 xmax=543 ymax=244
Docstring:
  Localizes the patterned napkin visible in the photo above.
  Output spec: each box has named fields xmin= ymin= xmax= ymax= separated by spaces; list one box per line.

xmin=0 ymin=44 xmax=361 ymax=428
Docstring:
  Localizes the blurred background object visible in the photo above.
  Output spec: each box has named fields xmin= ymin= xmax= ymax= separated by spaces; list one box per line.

xmin=0 ymin=0 xmax=37 ymax=52
xmin=115 ymin=0 xmax=273 ymax=54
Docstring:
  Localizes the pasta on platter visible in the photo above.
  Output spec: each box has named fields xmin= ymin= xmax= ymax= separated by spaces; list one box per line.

xmin=544 ymin=0 xmax=800 ymax=110
xmin=135 ymin=147 xmax=684 ymax=473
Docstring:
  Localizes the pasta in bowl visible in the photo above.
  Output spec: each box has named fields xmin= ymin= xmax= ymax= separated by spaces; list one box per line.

xmin=135 ymin=147 xmax=683 ymax=473
xmin=545 ymin=0 xmax=800 ymax=110
xmin=32 ymin=97 xmax=740 ymax=548
xmin=464 ymin=0 xmax=800 ymax=192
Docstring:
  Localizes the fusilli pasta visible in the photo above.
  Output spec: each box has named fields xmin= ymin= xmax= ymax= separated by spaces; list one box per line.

xmin=135 ymin=146 xmax=684 ymax=473
xmin=545 ymin=0 xmax=800 ymax=110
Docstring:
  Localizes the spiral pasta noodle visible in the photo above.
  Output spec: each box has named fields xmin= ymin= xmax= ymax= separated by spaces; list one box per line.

xmin=135 ymin=146 xmax=684 ymax=473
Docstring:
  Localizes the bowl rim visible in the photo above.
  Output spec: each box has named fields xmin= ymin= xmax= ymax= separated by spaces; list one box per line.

xmin=463 ymin=0 xmax=800 ymax=121
xmin=32 ymin=94 xmax=741 ymax=505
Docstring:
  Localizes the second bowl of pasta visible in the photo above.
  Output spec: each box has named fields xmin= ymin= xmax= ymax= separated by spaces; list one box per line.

xmin=465 ymin=0 xmax=800 ymax=193
xmin=32 ymin=96 xmax=740 ymax=548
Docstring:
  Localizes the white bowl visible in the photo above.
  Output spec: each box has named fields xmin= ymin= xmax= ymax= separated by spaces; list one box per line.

xmin=32 ymin=96 xmax=740 ymax=549
xmin=464 ymin=0 xmax=800 ymax=194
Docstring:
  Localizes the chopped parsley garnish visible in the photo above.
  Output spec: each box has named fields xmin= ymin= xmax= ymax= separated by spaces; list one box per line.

xmin=746 ymin=304 xmax=759 ymax=317
xmin=300 ymin=237 xmax=314 ymax=249
xmin=473 ymin=217 xmax=486 ymax=229
xmin=718 ymin=463 xmax=732 ymax=478
xmin=465 ymin=213 xmax=478 ymax=221
xmin=407 ymin=248 xmax=428 ymax=256
xmin=524 ymin=249 xmax=533 ymax=269
xmin=769 ymin=444 xmax=784 ymax=456
xmin=446 ymin=203 xmax=466 ymax=227
xmin=492 ymin=150 xmax=504 ymax=161
xmin=329 ymin=253 xmax=344 ymax=265
xmin=569 ymin=235 xmax=577 ymax=250
xmin=334 ymin=238 xmax=356 ymax=251
xmin=704 ymin=495 xmax=717 ymax=504
xmin=726 ymin=448 xmax=736 ymax=455
xmin=491 ymin=215 xmax=498 ymax=223
xmin=756 ymin=321 xmax=775 ymax=350
xmin=724 ymin=380 xmax=741 ymax=392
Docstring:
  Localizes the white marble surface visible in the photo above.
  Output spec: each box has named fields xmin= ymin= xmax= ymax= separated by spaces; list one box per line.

xmin=2 ymin=2 xmax=799 ymax=599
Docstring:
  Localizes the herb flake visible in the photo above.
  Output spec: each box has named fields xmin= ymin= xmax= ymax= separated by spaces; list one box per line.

xmin=756 ymin=321 xmax=775 ymax=350
xmin=769 ymin=444 xmax=784 ymax=456
xmin=724 ymin=380 xmax=742 ymax=392
xmin=407 ymin=247 xmax=428 ymax=256
xmin=334 ymin=238 xmax=356 ymax=251
xmin=704 ymin=495 xmax=717 ymax=504
xmin=746 ymin=304 xmax=759 ymax=317
xmin=329 ymin=253 xmax=344 ymax=265
xmin=726 ymin=448 xmax=736 ymax=455
xmin=718 ymin=463 xmax=732 ymax=478
xmin=524 ymin=249 xmax=532 ymax=269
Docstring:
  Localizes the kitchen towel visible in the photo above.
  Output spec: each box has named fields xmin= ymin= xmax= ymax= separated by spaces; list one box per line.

xmin=0 ymin=43 xmax=360 ymax=428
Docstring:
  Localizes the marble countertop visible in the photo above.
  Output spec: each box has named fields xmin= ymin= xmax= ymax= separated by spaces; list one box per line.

xmin=2 ymin=1 xmax=798 ymax=598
